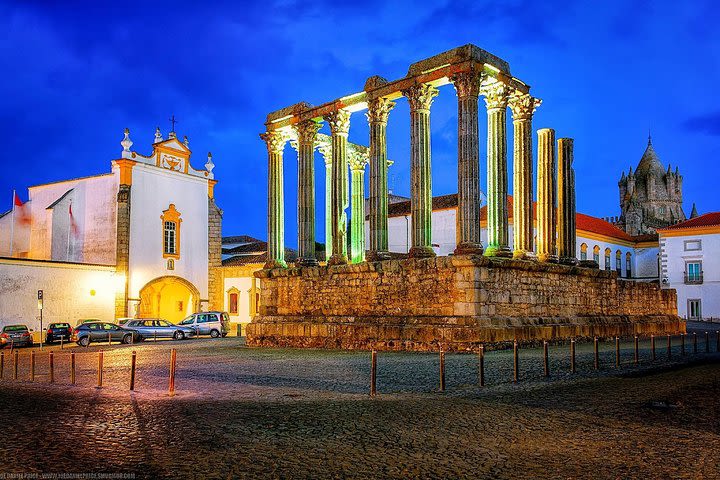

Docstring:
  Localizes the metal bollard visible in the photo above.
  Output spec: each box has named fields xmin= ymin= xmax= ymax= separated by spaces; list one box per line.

xmin=0 ymin=351 xmax=4 ymax=380
xmin=478 ymin=345 xmax=485 ymax=387
xmin=439 ymin=349 xmax=446 ymax=392
xmin=168 ymin=349 xmax=177 ymax=396
xmin=705 ymin=332 xmax=710 ymax=353
xmin=651 ymin=335 xmax=656 ymax=361
xmin=513 ymin=340 xmax=519 ymax=383
xmin=717 ymin=331 xmax=720 ymax=353
xmin=70 ymin=352 xmax=76 ymax=385
xmin=97 ymin=351 xmax=104 ymax=388
xmin=154 ymin=331 xmax=157 ymax=343
xmin=108 ymin=332 xmax=112 ymax=346
xmin=49 ymin=352 xmax=54 ymax=384
xmin=30 ymin=351 xmax=35 ymax=382
xmin=681 ymin=333 xmax=686 ymax=355
xmin=667 ymin=334 xmax=672 ymax=359
xmin=693 ymin=332 xmax=698 ymax=354
xmin=634 ymin=336 xmax=639 ymax=365
xmin=130 ymin=350 xmax=137 ymax=391
xmin=370 ymin=350 xmax=376 ymax=397
xmin=60 ymin=336 xmax=64 ymax=350
xmin=13 ymin=350 xmax=18 ymax=380
xmin=594 ymin=337 xmax=599 ymax=370
xmin=570 ymin=340 xmax=576 ymax=373
xmin=615 ymin=336 xmax=620 ymax=368
xmin=543 ymin=341 xmax=549 ymax=377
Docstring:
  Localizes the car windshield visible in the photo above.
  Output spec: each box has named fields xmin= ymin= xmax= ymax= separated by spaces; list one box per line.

xmin=179 ymin=316 xmax=194 ymax=325
xmin=51 ymin=323 xmax=70 ymax=328
xmin=3 ymin=326 xmax=28 ymax=333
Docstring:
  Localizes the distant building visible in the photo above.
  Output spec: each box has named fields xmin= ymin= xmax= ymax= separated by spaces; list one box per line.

xmin=614 ymin=136 xmax=685 ymax=235
xmin=658 ymin=212 xmax=720 ymax=320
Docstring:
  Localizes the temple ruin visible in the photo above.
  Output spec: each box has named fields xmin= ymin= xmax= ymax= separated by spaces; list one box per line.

xmin=248 ymin=45 xmax=682 ymax=351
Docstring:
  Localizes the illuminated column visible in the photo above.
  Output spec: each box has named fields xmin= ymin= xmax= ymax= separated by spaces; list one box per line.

xmin=293 ymin=120 xmax=322 ymax=266
xmin=536 ymin=128 xmax=558 ymax=263
xmin=451 ymin=71 xmax=483 ymax=255
xmin=366 ymin=97 xmax=395 ymax=261
xmin=557 ymin=137 xmax=577 ymax=265
xmin=324 ymin=109 xmax=351 ymax=265
xmin=349 ymin=151 xmax=369 ymax=263
xmin=508 ymin=93 xmax=542 ymax=259
xmin=318 ymin=142 xmax=333 ymax=261
xmin=481 ymin=82 xmax=512 ymax=257
xmin=403 ymin=83 xmax=439 ymax=258
xmin=260 ymin=130 xmax=288 ymax=268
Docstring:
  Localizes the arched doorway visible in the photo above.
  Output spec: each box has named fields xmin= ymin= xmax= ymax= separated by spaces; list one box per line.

xmin=138 ymin=276 xmax=200 ymax=324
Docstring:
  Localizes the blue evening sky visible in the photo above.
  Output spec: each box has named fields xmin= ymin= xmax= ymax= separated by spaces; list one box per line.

xmin=1 ymin=0 xmax=719 ymax=247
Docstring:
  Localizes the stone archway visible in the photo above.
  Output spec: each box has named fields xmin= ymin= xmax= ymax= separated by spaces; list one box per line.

xmin=138 ymin=276 xmax=200 ymax=324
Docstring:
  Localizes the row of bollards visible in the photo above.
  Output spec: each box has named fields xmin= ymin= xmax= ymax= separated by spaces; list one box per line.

xmin=369 ymin=331 xmax=720 ymax=396
xmin=0 ymin=348 xmax=178 ymax=395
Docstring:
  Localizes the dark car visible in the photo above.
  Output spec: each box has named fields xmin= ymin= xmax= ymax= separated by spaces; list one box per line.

xmin=71 ymin=322 xmax=140 ymax=347
xmin=0 ymin=325 xmax=34 ymax=348
xmin=45 ymin=323 xmax=72 ymax=344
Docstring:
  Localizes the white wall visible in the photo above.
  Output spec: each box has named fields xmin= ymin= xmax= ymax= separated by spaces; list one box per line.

xmin=661 ymin=232 xmax=720 ymax=319
xmin=0 ymin=258 xmax=116 ymax=330
xmin=223 ymin=276 xmax=258 ymax=324
xmin=127 ymin=163 xmax=209 ymax=302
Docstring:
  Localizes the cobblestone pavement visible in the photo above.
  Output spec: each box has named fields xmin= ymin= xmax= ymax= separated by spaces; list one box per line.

xmin=0 ymin=322 xmax=718 ymax=479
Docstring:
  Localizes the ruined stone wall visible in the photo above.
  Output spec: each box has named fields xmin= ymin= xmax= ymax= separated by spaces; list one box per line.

xmin=248 ymin=256 xmax=682 ymax=351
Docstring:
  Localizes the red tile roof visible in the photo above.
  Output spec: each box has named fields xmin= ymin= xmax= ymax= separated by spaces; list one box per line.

xmin=657 ymin=212 xmax=720 ymax=231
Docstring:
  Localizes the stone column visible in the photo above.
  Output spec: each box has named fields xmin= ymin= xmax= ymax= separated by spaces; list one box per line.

xmin=402 ymin=83 xmax=439 ymax=258
xmin=318 ymin=142 xmax=333 ymax=261
xmin=481 ymin=82 xmax=512 ymax=257
xmin=349 ymin=151 xmax=369 ymax=263
xmin=293 ymin=120 xmax=322 ymax=266
xmin=451 ymin=71 xmax=484 ymax=255
xmin=536 ymin=128 xmax=558 ymax=263
xmin=324 ymin=109 xmax=351 ymax=265
xmin=557 ymin=137 xmax=577 ymax=265
xmin=508 ymin=93 xmax=542 ymax=259
xmin=366 ymin=97 xmax=395 ymax=261
xmin=260 ymin=130 xmax=288 ymax=268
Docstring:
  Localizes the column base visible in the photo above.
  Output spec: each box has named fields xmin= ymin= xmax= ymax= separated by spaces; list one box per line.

xmin=264 ymin=259 xmax=288 ymax=269
xmin=296 ymin=257 xmax=319 ymax=267
xmin=454 ymin=242 xmax=484 ymax=256
xmin=559 ymin=257 xmax=578 ymax=266
xmin=328 ymin=254 xmax=348 ymax=266
xmin=366 ymin=250 xmax=392 ymax=262
xmin=537 ymin=253 xmax=559 ymax=263
xmin=484 ymin=245 xmax=512 ymax=258
xmin=512 ymin=250 xmax=537 ymax=261
xmin=408 ymin=246 xmax=436 ymax=259
xmin=578 ymin=260 xmax=599 ymax=269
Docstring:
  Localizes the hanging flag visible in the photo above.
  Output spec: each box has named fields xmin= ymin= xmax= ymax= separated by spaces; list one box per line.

xmin=69 ymin=203 xmax=79 ymax=237
xmin=13 ymin=192 xmax=31 ymax=226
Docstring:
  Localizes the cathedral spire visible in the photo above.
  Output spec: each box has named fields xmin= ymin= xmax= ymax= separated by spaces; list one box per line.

xmin=690 ymin=203 xmax=698 ymax=218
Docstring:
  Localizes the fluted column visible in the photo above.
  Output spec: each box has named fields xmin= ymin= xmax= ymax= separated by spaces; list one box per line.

xmin=324 ymin=109 xmax=351 ymax=265
xmin=293 ymin=120 xmax=322 ymax=266
xmin=557 ymin=137 xmax=577 ymax=265
xmin=508 ymin=93 xmax=542 ymax=259
xmin=260 ymin=130 xmax=288 ymax=268
xmin=318 ymin=142 xmax=333 ymax=261
xmin=349 ymin=151 xmax=369 ymax=263
xmin=536 ymin=128 xmax=558 ymax=263
xmin=366 ymin=97 xmax=395 ymax=261
xmin=481 ymin=82 xmax=512 ymax=257
xmin=452 ymin=71 xmax=483 ymax=255
xmin=403 ymin=83 xmax=439 ymax=258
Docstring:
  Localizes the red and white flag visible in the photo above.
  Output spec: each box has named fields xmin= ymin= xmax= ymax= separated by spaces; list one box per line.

xmin=69 ymin=203 xmax=79 ymax=237
xmin=13 ymin=192 xmax=30 ymax=226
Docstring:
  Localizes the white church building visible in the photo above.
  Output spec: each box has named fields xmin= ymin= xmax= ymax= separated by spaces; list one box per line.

xmin=0 ymin=128 xmax=223 ymax=329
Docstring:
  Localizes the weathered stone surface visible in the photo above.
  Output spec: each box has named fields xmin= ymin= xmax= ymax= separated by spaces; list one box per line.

xmin=247 ymin=256 xmax=683 ymax=351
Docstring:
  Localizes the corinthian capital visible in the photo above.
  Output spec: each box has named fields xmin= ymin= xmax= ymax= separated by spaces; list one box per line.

xmin=480 ymin=82 xmax=512 ymax=111
xmin=366 ymin=97 xmax=395 ymax=124
xmin=402 ymin=83 xmax=439 ymax=112
xmin=324 ymin=109 xmax=351 ymax=136
xmin=260 ymin=130 xmax=288 ymax=154
xmin=348 ymin=150 xmax=369 ymax=171
xmin=317 ymin=141 xmax=332 ymax=164
xmin=508 ymin=93 xmax=542 ymax=121
xmin=451 ymin=71 xmax=482 ymax=99
xmin=293 ymin=120 xmax=322 ymax=145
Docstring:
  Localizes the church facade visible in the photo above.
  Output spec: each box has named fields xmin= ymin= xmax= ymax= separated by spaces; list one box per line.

xmin=0 ymin=128 xmax=222 ymax=329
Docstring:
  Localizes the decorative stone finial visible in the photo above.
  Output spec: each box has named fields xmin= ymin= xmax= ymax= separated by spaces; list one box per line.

xmin=154 ymin=127 xmax=163 ymax=143
xmin=205 ymin=152 xmax=214 ymax=174
xmin=183 ymin=135 xmax=189 ymax=148
xmin=690 ymin=203 xmax=698 ymax=218
xmin=121 ymin=128 xmax=133 ymax=158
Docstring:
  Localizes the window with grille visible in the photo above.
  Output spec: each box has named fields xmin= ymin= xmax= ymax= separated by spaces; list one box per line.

xmin=164 ymin=221 xmax=177 ymax=255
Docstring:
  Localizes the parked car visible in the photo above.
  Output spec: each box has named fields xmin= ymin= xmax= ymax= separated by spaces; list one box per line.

xmin=123 ymin=319 xmax=196 ymax=341
xmin=71 ymin=322 xmax=140 ymax=347
xmin=0 ymin=325 xmax=34 ymax=348
xmin=178 ymin=312 xmax=230 ymax=338
xmin=117 ymin=318 xmax=133 ymax=326
xmin=75 ymin=318 xmax=101 ymax=326
xmin=45 ymin=323 xmax=72 ymax=344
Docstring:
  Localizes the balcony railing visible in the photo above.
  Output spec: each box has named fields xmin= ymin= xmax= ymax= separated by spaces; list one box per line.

xmin=684 ymin=272 xmax=704 ymax=284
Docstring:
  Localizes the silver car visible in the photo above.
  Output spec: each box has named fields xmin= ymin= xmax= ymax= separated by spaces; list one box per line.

xmin=179 ymin=312 xmax=230 ymax=338
xmin=123 ymin=319 xmax=195 ymax=341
